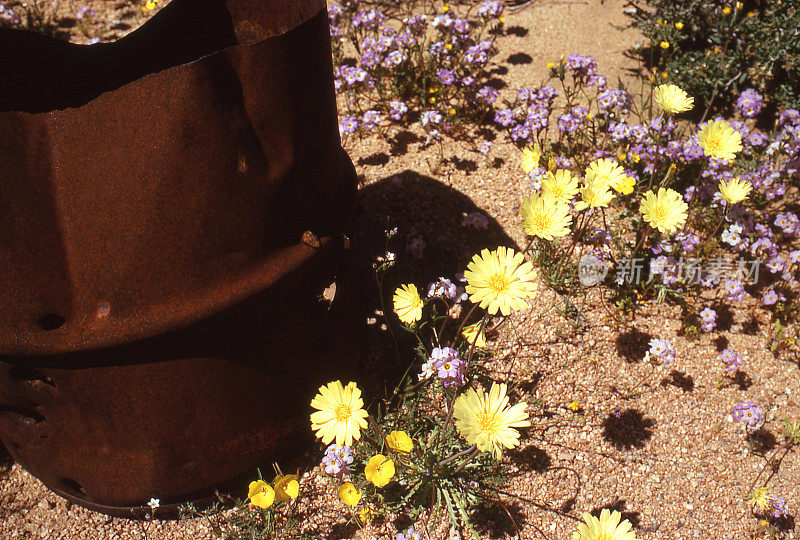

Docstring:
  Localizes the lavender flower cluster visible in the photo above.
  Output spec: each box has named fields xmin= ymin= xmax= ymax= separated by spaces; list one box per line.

xmin=493 ymin=85 xmax=559 ymax=143
xmin=647 ymin=338 xmax=676 ymax=364
xmin=717 ymin=349 xmax=743 ymax=372
xmin=321 ymin=443 xmax=354 ymax=478
xmin=330 ymin=0 xmax=505 ymax=140
xmin=419 ymin=346 xmax=466 ymax=388
xmin=396 ymin=526 xmax=422 ymax=540
xmin=733 ymin=401 xmax=764 ymax=432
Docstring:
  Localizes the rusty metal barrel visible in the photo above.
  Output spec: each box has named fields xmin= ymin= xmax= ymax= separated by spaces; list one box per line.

xmin=0 ymin=0 xmax=358 ymax=515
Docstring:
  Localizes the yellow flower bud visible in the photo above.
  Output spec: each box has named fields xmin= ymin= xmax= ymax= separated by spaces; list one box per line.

xmin=498 ymin=16 xmax=505 ymax=23
xmin=273 ymin=474 xmax=299 ymax=502
xmin=736 ymin=2 xmax=743 ymax=9
xmin=667 ymin=163 xmax=677 ymax=177
xmin=364 ymin=454 xmax=395 ymax=487
xmin=546 ymin=61 xmax=554 ymax=69
xmin=358 ymin=507 xmax=373 ymax=524
xmin=248 ymin=480 xmax=275 ymax=509
xmin=339 ymin=482 xmax=362 ymax=506
xmin=675 ymin=22 xmax=684 ymax=30
xmin=441 ymin=3 xmax=449 ymax=12
xmin=747 ymin=11 xmax=755 ymax=17
xmin=386 ymin=430 xmax=414 ymax=453
xmin=445 ymin=43 xmax=453 ymax=50
xmin=660 ymin=41 xmax=669 ymax=50
xmin=722 ymin=7 xmax=731 ymax=15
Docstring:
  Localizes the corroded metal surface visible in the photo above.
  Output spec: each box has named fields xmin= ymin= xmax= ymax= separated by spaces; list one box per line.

xmin=0 ymin=0 xmax=359 ymax=514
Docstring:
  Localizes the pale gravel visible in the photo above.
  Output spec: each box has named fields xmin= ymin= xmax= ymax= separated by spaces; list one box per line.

xmin=2 ymin=1 xmax=800 ymax=539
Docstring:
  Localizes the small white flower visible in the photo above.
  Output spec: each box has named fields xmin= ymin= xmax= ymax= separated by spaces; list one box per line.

xmin=147 ymin=498 xmax=160 ymax=510
xmin=419 ymin=360 xmax=435 ymax=380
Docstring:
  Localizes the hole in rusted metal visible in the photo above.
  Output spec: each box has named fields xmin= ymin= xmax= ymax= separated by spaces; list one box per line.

xmin=38 ymin=314 xmax=66 ymax=331
xmin=0 ymin=405 xmax=46 ymax=425
xmin=60 ymin=478 xmax=87 ymax=497
xmin=96 ymin=301 xmax=111 ymax=319
xmin=8 ymin=367 xmax=56 ymax=387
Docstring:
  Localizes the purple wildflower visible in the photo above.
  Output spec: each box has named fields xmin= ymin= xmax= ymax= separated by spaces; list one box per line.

xmin=339 ymin=116 xmax=358 ymax=136
xmin=427 ymin=278 xmax=458 ymax=300
xmin=322 ymin=444 xmax=353 ymax=477
xmin=388 ymin=100 xmax=408 ymax=121
xmin=430 ymin=347 xmax=466 ymax=388
xmin=732 ymin=401 xmax=764 ymax=432
xmin=421 ymin=110 xmax=443 ymax=126
xmin=478 ymin=0 xmax=504 ymax=18
xmin=769 ymin=497 xmax=789 ymax=519
xmin=477 ymin=86 xmax=499 ymax=104
xmin=762 ymin=289 xmax=784 ymax=306
xmin=718 ymin=349 xmax=743 ymax=371
xmin=494 ymin=108 xmax=517 ymax=127
xmin=453 ymin=18 xmax=470 ymax=33
xmin=384 ymin=50 xmax=406 ymax=67
xmin=736 ymin=89 xmax=764 ymax=118
xmin=437 ymin=68 xmax=456 ymax=86
xmin=397 ymin=527 xmax=422 ymax=540
xmin=648 ymin=338 xmax=676 ymax=363
xmin=747 ymin=131 xmax=769 ymax=147
xmin=464 ymin=211 xmax=489 ymax=230
xmin=361 ymin=110 xmax=384 ymax=130
xmin=700 ymin=307 xmax=717 ymax=332
xmin=723 ymin=279 xmax=747 ymax=302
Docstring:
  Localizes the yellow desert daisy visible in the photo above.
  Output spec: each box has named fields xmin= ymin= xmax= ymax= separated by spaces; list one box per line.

xmin=746 ymin=486 xmax=771 ymax=512
xmin=574 ymin=178 xmax=614 ymax=211
xmin=462 ymin=322 xmax=487 ymax=348
xmin=310 ymin=381 xmax=369 ymax=447
xmin=364 ymin=454 xmax=395 ymax=487
xmin=572 ymin=509 xmax=637 ymax=540
xmin=653 ymin=84 xmax=694 ymax=114
xmin=463 ymin=247 xmax=537 ymax=316
xmin=393 ymin=284 xmax=423 ymax=325
xmin=453 ymin=382 xmax=530 ymax=459
xmin=248 ymin=480 xmax=275 ymax=509
xmin=718 ymin=177 xmax=752 ymax=204
xmin=385 ymin=430 xmax=414 ymax=453
xmin=541 ymin=169 xmax=579 ymax=202
xmin=640 ymin=188 xmax=688 ymax=234
xmin=698 ymin=119 xmax=743 ymax=161
xmin=521 ymin=144 xmax=541 ymax=174
xmin=520 ymin=193 xmax=572 ymax=240
xmin=585 ymin=158 xmax=626 ymax=191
